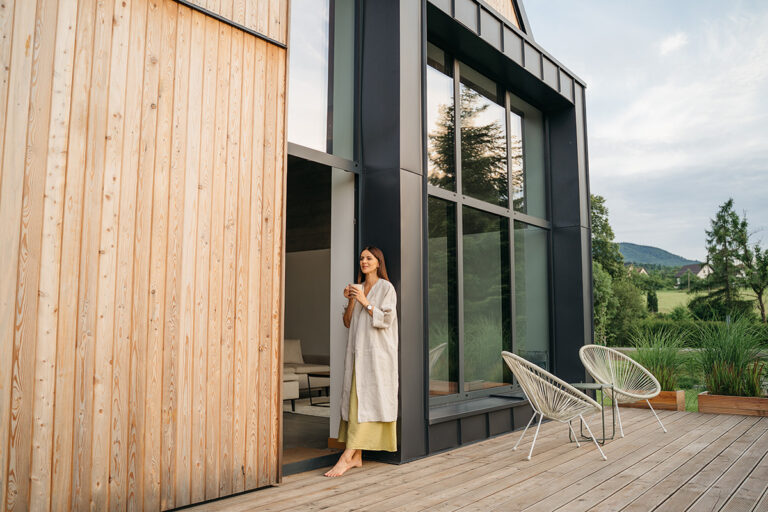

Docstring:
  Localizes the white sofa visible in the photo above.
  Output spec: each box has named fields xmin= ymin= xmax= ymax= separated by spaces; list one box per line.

xmin=284 ymin=339 xmax=330 ymax=395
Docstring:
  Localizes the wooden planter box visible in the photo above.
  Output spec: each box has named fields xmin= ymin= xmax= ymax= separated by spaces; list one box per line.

xmin=698 ymin=392 xmax=768 ymax=416
xmin=619 ymin=390 xmax=685 ymax=411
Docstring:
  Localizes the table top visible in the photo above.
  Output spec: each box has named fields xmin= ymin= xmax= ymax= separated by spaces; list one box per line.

xmin=306 ymin=371 xmax=330 ymax=377
xmin=571 ymin=382 xmax=613 ymax=390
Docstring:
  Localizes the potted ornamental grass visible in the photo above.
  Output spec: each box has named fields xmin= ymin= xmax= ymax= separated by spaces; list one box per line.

xmin=623 ymin=327 xmax=687 ymax=411
xmin=696 ymin=316 xmax=768 ymax=416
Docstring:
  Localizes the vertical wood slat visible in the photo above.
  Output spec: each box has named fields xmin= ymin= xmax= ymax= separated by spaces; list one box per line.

xmin=91 ymin=0 xmax=133 ymax=506
xmin=29 ymin=0 xmax=77 ymax=508
xmin=0 ymin=0 xmax=37 ymax=509
xmin=0 ymin=0 xmax=287 ymax=509
xmin=214 ymin=22 xmax=236 ymax=496
xmin=12 ymin=0 xmax=55 ymax=507
xmin=202 ymin=12 xmax=222 ymax=499
xmin=27 ymin=1 xmax=66 ymax=510
xmin=112 ymin=0 xmax=149 ymax=508
xmin=140 ymin=0 xmax=166 ymax=509
xmin=49 ymin=0 xmax=98 ymax=507
xmin=158 ymin=0 xmax=182 ymax=508
xmin=125 ymin=0 xmax=152 ymax=508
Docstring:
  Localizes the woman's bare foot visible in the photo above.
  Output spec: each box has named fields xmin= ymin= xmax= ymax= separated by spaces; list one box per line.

xmin=324 ymin=449 xmax=362 ymax=477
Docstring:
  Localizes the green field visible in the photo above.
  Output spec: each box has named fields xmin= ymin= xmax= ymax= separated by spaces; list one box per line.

xmin=655 ymin=289 xmax=762 ymax=315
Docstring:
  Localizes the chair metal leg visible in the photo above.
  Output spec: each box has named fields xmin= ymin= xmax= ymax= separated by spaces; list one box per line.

xmin=567 ymin=421 xmax=581 ymax=448
xmin=579 ymin=414 xmax=607 ymax=461
xmin=527 ymin=414 xmax=544 ymax=461
xmin=614 ymin=400 xmax=625 ymax=438
xmin=513 ymin=411 xmax=537 ymax=451
xmin=647 ymin=400 xmax=667 ymax=433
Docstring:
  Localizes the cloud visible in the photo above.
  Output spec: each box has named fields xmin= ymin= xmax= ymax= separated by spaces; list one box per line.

xmin=659 ymin=32 xmax=688 ymax=55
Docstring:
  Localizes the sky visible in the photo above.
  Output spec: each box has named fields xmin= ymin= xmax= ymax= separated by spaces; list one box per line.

xmin=524 ymin=0 xmax=768 ymax=261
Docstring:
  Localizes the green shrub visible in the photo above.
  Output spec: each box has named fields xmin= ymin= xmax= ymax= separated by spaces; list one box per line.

xmin=695 ymin=316 xmax=766 ymax=397
xmin=629 ymin=326 xmax=685 ymax=391
xmin=617 ymin=318 xmax=768 ymax=348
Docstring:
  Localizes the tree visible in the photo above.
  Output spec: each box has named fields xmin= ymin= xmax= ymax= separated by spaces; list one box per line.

xmin=590 ymin=195 xmax=625 ymax=278
xmin=741 ymin=243 xmax=768 ymax=323
xmin=647 ymin=290 xmax=659 ymax=313
xmin=592 ymin=261 xmax=617 ymax=344
xmin=609 ymin=279 xmax=646 ymax=345
xmin=428 ymin=87 xmax=509 ymax=205
xmin=703 ymin=199 xmax=749 ymax=313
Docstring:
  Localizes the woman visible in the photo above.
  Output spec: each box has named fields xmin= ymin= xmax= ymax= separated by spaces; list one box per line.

xmin=324 ymin=246 xmax=398 ymax=477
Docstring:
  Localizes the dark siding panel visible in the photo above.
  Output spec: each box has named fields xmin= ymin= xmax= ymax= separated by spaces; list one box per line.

xmin=479 ymin=9 xmax=501 ymax=49
xmin=488 ymin=410 xmax=513 ymax=436
xmin=542 ymin=57 xmax=558 ymax=90
xmin=429 ymin=421 xmax=460 ymax=452
xmin=460 ymin=415 xmax=487 ymax=444
xmin=503 ymin=27 xmax=523 ymax=65
xmin=524 ymin=42 xmax=541 ymax=78
xmin=455 ymin=0 xmax=478 ymax=32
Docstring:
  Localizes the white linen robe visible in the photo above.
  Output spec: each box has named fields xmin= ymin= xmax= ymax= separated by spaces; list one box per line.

xmin=341 ymin=278 xmax=399 ymax=423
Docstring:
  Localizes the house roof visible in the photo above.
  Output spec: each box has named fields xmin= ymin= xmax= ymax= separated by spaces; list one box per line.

xmin=675 ymin=263 xmax=703 ymax=278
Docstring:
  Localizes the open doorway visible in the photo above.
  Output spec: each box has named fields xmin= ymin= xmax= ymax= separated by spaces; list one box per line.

xmin=282 ymin=155 xmax=354 ymax=474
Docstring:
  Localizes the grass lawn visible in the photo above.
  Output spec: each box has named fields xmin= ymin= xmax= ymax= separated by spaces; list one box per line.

xmin=655 ymin=288 xmax=763 ymax=316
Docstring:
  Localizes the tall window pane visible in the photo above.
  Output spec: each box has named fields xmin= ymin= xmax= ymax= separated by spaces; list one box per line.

xmin=426 ymin=44 xmax=456 ymax=191
xmin=460 ymin=64 xmax=508 ymax=207
xmin=428 ymin=197 xmax=459 ymax=396
xmin=510 ymin=95 xmax=546 ymax=218
xmin=514 ymin=222 xmax=550 ymax=368
xmin=463 ymin=207 xmax=511 ymax=390
xmin=287 ymin=0 xmax=329 ymax=151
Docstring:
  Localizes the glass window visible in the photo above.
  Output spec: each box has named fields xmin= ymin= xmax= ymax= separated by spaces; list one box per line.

xmin=462 ymin=207 xmax=511 ymax=391
xmin=509 ymin=95 xmax=546 ymax=218
xmin=460 ymin=64 xmax=508 ymax=207
xmin=514 ymin=222 xmax=550 ymax=368
xmin=428 ymin=197 xmax=459 ymax=396
xmin=287 ymin=0 xmax=330 ymax=151
xmin=426 ymin=44 xmax=456 ymax=191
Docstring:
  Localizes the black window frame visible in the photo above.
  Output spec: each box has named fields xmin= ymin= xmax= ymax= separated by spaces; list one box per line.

xmin=424 ymin=43 xmax=554 ymax=407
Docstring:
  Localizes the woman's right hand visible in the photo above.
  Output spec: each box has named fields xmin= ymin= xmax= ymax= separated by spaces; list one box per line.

xmin=343 ymin=285 xmax=353 ymax=300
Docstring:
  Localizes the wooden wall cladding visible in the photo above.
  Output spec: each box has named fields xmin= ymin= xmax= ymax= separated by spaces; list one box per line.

xmin=0 ymin=0 xmax=287 ymax=510
xmin=484 ymin=0 xmax=521 ymax=29
xmin=183 ymin=0 xmax=288 ymax=45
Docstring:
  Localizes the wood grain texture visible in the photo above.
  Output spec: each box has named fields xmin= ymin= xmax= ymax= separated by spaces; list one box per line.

xmin=0 ymin=0 xmax=287 ymax=509
xmin=483 ymin=0 xmax=520 ymax=29
xmin=181 ymin=0 xmax=286 ymax=45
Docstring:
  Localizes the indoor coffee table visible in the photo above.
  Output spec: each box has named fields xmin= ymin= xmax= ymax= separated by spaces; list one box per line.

xmin=307 ymin=371 xmax=330 ymax=407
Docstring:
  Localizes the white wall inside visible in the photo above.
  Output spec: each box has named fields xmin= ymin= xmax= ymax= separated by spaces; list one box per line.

xmin=329 ymin=169 xmax=355 ymax=438
xmin=284 ymin=249 xmax=331 ymax=357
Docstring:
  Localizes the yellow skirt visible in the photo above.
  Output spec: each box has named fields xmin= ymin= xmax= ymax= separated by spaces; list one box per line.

xmin=338 ymin=369 xmax=397 ymax=452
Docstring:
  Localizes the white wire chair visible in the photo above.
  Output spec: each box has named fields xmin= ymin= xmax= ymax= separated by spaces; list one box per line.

xmin=579 ymin=345 xmax=666 ymax=438
xmin=501 ymin=351 xmax=607 ymax=461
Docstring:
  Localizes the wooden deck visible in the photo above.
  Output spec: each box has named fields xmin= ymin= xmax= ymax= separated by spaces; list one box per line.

xmin=187 ymin=409 xmax=768 ymax=511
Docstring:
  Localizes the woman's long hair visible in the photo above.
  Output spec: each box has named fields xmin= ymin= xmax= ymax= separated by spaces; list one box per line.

xmin=357 ymin=246 xmax=390 ymax=283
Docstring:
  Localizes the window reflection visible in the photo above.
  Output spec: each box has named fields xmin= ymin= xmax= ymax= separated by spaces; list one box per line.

xmin=510 ymin=96 xmax=546 ymax=218
xmin=514 ymin=222 xmax=550 ymax=369
xmin=287 ymin=0 xmax=330 ymax=152
xmin=463 ymin=207 xmax=512 ymax=391
xmin=460 ymin=65 xmax=508 ymax=207
xmin=427 ymin=45 xmax=455 ymax=191
xmin=428 ymin=197 xmax=459 ymax=396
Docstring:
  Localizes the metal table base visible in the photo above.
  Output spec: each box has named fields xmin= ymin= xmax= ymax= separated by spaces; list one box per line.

xmin=569 ymin=382 xmax=616 ymax=445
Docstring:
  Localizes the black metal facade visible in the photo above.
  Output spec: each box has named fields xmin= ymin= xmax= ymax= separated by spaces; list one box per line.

xmin=330 ymin=0 xmax=592 ymax=463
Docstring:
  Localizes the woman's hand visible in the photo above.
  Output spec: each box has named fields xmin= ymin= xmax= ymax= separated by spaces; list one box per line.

xmin=348 ymin=286 xmax=369 ymax=307
xmin=343 ymin=285 xmax=353 ymax=300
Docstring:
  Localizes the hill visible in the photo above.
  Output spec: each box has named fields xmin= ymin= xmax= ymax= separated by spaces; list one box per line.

xmin=618 ymin=242 xmax=699 ymax=267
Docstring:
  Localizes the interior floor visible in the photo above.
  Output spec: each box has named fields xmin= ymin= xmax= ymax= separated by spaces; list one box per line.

xmin=282 ymin=412 xmax=341 ymax=465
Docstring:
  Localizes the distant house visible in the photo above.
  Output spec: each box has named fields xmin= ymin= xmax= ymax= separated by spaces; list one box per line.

xmin=675 ymin=263 xmax=712 ymax=280
xmin=627 ymin=264 xmax=649 ymax=276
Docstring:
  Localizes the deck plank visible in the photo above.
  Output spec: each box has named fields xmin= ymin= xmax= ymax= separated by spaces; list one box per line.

xmin=183 ymin=409 xmax=768 ymax=512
